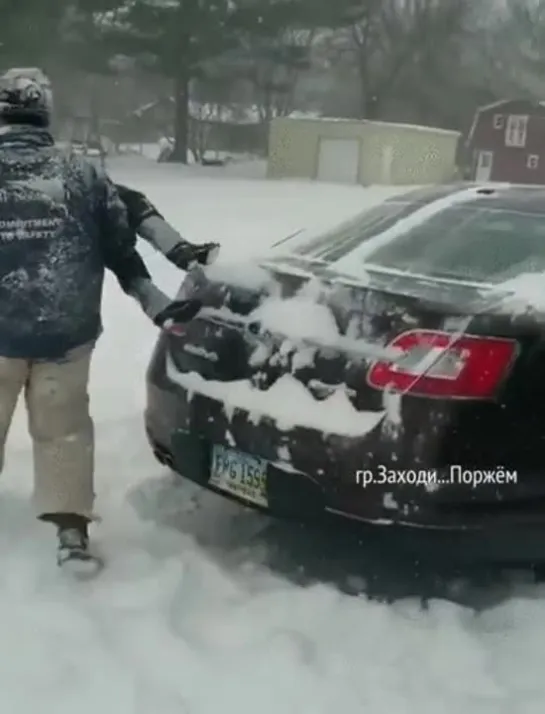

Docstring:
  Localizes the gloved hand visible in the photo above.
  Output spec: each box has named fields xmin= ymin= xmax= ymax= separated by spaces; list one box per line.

xmin=166 ymin=241 xmax=220 ymax=270
xmin=153 ymin=298 xmax=203 ymax=330
xmin=128 ymin=277 xmax=203 ymax=332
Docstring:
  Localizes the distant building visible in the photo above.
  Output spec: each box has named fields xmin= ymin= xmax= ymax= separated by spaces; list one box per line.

xmin=464 ymin=99 xmax=545 ymax=184
xmin=267 ymin=116 xmax=460 ymax=186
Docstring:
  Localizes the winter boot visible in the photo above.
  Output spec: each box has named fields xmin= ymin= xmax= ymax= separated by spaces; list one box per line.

xmin=42 ymin=513 xmax=103 ymax=575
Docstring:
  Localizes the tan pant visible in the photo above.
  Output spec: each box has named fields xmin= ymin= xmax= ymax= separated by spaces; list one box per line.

xmin=0 ymin=343 xmax=95 ymax=519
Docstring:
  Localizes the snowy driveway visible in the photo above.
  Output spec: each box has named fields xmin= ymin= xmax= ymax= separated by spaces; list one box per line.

xmin=0 ymin=156 xmax=544 ymax=714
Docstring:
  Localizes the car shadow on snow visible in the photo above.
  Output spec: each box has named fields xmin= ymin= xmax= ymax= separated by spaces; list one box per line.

xmin=127 ymin=470 xmax=545 ymax=611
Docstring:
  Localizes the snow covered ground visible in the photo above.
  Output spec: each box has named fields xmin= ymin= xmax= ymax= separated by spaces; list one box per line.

xmin=1 ymin=156 xmax=545 ymax=713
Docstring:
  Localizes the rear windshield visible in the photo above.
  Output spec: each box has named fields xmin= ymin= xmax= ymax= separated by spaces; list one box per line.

xmin=293 ymin=205 xmax=545 ymax=284
xmin=293 ymin=201 xmax=414 ymax=261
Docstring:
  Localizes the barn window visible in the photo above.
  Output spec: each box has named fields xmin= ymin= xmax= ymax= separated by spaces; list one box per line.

xmin=505 ymin=115 xmax=529 ymax=147
xmin=493 ymin=114 xmax=504 ymax=129
xmin=528 ymin=154 xmax=539 ymax=169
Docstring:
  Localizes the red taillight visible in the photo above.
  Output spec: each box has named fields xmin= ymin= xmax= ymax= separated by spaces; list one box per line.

xmin=366 ymin=329 xmax=517 ymax=399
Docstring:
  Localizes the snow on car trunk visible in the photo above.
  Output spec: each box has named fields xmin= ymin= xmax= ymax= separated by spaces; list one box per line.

xmin=484 ymin=270 xmax=545 ymax=315
xmin=165 ymin=358 xmax=385 ymax=435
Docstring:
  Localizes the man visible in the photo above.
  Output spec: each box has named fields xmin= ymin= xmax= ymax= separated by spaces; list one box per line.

xmin=115 ymin=183 xmax=219 ymax=270
xmin=0 ymin=67 xmax=201 ymax=573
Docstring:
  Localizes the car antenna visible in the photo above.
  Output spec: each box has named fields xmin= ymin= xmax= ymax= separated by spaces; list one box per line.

xmin=271 ymin=228 xmax=304 ymax=248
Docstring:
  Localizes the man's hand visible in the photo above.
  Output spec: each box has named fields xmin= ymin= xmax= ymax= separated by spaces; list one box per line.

xmin=127 ymin=277 xmax=202 ymax=332
xmin=153 ymin=298 xmax=203 ymax=330
xmin=166 ymin=241 xmax=220 ymax=270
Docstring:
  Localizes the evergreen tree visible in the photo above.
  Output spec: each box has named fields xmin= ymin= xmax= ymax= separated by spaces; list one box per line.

xmin=100 ymin=0 xmax=247 ymax=162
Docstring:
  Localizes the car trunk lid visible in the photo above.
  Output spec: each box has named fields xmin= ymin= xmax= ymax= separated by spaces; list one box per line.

xmin=166 ymin=261 xmax=521 ymax=418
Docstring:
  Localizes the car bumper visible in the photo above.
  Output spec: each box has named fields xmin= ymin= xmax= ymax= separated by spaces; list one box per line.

xmin=145 ymin=380 xmax=545 ymax=534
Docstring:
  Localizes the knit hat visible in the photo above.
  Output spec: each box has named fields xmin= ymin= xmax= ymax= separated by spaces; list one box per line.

xmin=0 ymin=67 xmax=53 ymax=127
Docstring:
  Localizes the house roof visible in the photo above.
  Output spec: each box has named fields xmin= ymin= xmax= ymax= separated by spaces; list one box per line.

xmin=279 ymin=115 xmax=460 ymax=136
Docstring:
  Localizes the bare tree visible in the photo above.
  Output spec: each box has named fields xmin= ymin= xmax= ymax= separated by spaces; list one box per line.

xmin=485 ymin=0 xmax=545 ymax=99
xmin=223 ymin=27 xmax=315 ymax=121
xmin=319 ymin=0 xmax=479 ymax=120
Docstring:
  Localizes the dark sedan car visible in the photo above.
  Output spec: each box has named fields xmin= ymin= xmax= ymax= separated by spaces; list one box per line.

xmin=145 ymin=182 xmax=545 ymax=558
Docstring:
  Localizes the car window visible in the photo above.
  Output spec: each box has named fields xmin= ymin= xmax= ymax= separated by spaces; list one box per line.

xmin=336 ymin=206 xmax=545 ymax=284
xmin=288 ymin=186 xmax=469 ymax=262
xmin=291 ymin=200 xmax=414 ymax=261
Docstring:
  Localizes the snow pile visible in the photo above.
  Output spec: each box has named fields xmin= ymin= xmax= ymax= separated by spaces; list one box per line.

xmin=250 ymin=294 xmax=339 ymax=344
xmin=245 ymin=289 xmax=401 ymax=362
xmin=166 ymin=356 xmax=384 ymax=436
xmin=204 ymin=260 xmax=274 ymax=291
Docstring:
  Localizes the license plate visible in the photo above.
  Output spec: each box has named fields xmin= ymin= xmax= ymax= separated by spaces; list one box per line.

xmin=209 ymin=444 xmax=268 ymax=507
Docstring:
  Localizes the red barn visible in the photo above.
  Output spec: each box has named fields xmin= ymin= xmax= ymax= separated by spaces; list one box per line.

xmin=465 ymin=99 xmax=545 ymax=184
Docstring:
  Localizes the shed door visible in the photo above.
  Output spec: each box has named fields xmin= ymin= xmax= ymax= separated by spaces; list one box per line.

xmin=475 ymin=150 xmax=493 ymax=181
xmin=316 ymin=138 xmax=360 ymax=183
